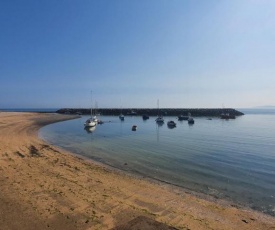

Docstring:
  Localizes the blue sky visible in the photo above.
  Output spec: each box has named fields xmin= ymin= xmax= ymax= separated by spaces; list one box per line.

xmin=1 ymin=0 xmax=274 ymax=108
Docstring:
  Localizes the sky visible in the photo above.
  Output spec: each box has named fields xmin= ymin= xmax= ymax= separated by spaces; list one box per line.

xmin=1 ymin=0 xmax=275 ymax=109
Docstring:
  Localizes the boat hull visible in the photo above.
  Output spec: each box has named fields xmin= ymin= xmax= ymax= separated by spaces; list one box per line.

xmin=84 ymin=119 xmax=97 ymax=127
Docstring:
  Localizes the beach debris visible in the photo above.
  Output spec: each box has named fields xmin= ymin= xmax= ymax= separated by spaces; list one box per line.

xmin=242 ymin=219 xmax=249 ymax=224
xmin=29 ymin=145 xmax=41 ymax=157
xmin=15 ymin=151 xmax=25 ymax=158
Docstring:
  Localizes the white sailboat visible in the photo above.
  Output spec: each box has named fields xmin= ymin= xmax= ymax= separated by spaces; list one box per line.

xmin=84 ymin=91 xmax=97 ymax=127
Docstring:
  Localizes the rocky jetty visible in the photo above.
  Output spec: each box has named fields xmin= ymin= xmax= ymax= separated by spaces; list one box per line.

xmin=56 ymin=108 xmax=244 ymax=117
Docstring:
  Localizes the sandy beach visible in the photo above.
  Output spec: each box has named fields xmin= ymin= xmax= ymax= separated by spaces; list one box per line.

xmin=0 ymin=112 xmax=275 ymax=230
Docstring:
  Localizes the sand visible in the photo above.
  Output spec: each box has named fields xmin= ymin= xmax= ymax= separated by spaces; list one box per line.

xmin=0 ymin=112 xmax=275 ymax=230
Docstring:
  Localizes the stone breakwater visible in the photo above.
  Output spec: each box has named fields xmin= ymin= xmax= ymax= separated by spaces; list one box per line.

xmin=56 ymin=108 xmax=244 ymax=117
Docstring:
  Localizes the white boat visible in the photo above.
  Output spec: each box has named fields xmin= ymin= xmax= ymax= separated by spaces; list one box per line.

xmin=84 ymin=91 xmax=97 ymax=127
xmin=84 ymin=118 xmax=97 ymax=127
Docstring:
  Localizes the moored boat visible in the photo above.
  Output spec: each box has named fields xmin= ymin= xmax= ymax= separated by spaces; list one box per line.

xmin=156 ymin=116 xmax=164 ymax=123
xmin=142 ymin=114 xmax=149 ymax=120
xmin=84 ymin=91 xmax=97 ymax=128
xmin=188 ymin=117 xmax=195 ymax=124
xmin=119 ymin=114 xmax=125 ymax=121
xmin=187 ymin=113 xmax=195 ymax=124
xmin=84 ymin=118 xmax=97 ymax=127
xmin=167 ymin=120 xmax=176 ymax=128
xmin=155 ymin=99 xmax=164 ymax=123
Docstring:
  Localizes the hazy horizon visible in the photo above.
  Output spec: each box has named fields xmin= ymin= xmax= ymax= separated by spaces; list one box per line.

xmin=1 ymin=0 xmax=275 ymax=109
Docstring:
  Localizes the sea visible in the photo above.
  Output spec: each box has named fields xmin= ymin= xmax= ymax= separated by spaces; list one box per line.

xmin=39 ymin=108 xmax=275 ymax=216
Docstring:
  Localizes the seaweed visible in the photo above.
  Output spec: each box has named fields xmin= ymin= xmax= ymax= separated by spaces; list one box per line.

xmin=29 ymin=145 xmax=41 ymax=157
xmin=15 ymin=151 xmax=25 ymax=158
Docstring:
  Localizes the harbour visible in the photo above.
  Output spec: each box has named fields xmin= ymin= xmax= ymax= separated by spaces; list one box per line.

xmin=40 ymin=109 xmax=275 ymax=216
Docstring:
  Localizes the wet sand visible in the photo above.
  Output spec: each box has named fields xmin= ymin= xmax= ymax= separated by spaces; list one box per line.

xmin=0 ymin=112 xmax=275 ymax=230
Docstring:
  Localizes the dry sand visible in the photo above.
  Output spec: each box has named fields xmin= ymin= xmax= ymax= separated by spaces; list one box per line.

xmin=0 ymin=112 xmax=275 ymax=230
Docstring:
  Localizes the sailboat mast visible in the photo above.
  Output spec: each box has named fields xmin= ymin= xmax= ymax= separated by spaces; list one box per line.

xmin=157 ymin=99 xmax=159 ymax=116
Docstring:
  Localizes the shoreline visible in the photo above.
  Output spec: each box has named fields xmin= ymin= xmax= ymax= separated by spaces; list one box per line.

xmin=1 ymin=112 xmax=275 ymax=229
xmin=54 ymin=144 xmax=270 ymax=219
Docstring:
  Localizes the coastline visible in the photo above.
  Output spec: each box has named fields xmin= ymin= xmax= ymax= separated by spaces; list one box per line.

xmin=0 ymin=112 xmax=274 ymax=229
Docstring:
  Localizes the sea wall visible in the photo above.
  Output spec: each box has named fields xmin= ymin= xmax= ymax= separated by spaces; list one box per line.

xmin=56 ymin=108 xmax=244 ymax=117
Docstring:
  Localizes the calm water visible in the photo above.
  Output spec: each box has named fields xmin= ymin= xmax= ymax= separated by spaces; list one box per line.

xmin=40 ymin=110 xmax=275 ymax=216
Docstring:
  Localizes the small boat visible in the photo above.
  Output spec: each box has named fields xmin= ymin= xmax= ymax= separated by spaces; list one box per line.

xmin=119 ymin=114 xmax=125 ymax=121
xmin=155 ymin=116 xmax=164 ymax=123
xmin=155 ymin=99 xmax=164 ymax=123
xmin=84 ymin=118 xmax=97 ymax=127
xmin=132 ymin=125 xmax=137 ymax=131
xmin=84 ymin=90 xmax=97 ymax=127
xmin=142 ymin=114 xmax=149 ymax=120
xmin=167 ymin=120 xmax=176 ymax=128
xmin=178 ymin=115 xmax=189 ymax=121
xmin=188 ymin=117 xmax=195 ymax=124
xmin=187 ymin=113 xmax=195 ymax=124
xmin=97 ymin=120 xmax=104 ymax=124
xmin=85 ymin=114 xmax=98 ymax=127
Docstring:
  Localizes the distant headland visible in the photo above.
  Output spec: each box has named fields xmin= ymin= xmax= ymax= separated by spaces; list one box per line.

xmin=56 ymin=108 xmax=244 ymax=117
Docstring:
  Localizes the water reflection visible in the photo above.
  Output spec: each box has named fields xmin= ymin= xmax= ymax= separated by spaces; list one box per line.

xmin=156 ymin=123 xmax=160 ymax=142
xmin=84 ymin=126 xmax=96 ymax=133
xmin=156 ymin=122 xmax=164 ymax=127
